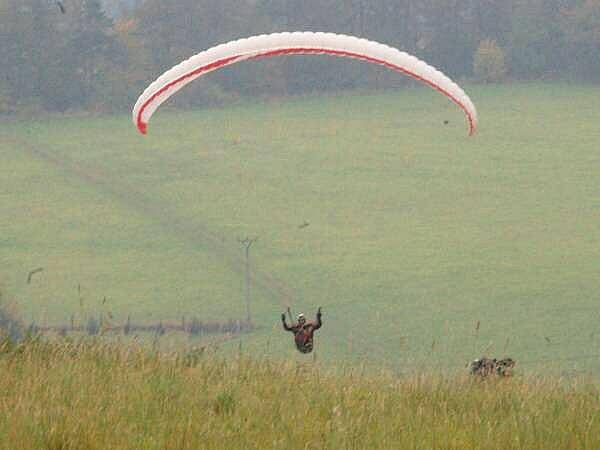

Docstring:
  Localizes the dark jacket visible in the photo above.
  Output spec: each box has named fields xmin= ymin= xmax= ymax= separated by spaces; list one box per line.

xmin=282 ymin=311 xmax=322 ymax=353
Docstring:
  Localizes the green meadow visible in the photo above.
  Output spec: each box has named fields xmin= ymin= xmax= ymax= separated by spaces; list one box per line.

xmin=1 ymin=83 xmax=599 ymax=372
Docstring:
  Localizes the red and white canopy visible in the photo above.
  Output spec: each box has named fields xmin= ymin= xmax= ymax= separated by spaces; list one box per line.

xmin=133 ymin=32 xmax=478 ymax=135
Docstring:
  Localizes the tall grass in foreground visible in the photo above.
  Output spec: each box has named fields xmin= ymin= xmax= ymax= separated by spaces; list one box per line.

xmin=0 ymin=339 xmax=598 ymax=449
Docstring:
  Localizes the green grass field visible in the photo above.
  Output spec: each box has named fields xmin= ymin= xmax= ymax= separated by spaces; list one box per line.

xmin=1 ymin=83 xmax=599 ymax=373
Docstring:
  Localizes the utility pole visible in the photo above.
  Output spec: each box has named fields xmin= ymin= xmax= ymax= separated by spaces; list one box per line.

xmin=238 ymin=236 xmax=258 ymax=324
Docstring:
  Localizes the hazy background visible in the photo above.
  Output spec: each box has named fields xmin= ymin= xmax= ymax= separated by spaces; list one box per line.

xmin=1 ymin=1 xmax=599 ymax=373
xmin=2 ymin=0 xmax=600 ymax=114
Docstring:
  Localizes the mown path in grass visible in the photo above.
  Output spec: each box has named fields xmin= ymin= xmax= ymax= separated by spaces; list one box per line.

xmin=10 ymin=135 xmax=295 ymax=305
xmin=1 ymin=83 xmax=599 ymax=373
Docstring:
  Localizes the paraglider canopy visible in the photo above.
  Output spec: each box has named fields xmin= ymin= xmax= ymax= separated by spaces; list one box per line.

xmin=133 ymin=32 xmax=478 ymax=136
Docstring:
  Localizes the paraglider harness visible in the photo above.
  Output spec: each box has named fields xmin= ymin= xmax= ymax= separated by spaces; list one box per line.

xmin=470 ymin=357 xmax=515 ymax=377
xmin=282 ymin=308 xmax=322 ymax=354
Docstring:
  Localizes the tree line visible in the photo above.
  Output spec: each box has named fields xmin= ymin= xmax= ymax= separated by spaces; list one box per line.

xmin=1 ymin=0 xmax=599 ymax=114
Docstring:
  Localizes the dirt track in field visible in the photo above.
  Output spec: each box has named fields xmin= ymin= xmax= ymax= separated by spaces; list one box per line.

xmin=9 ymin=133 xmax=295 ymax=308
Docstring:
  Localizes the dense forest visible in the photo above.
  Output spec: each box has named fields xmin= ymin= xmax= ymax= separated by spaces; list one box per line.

xmin=1 ymin=0 xmax=599 ymax=114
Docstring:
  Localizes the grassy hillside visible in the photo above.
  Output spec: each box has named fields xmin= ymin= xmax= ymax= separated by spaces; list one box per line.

xmin=1 ymin=83 xmax=599 ymax=372
xmin=0 ymin=339 xmax=598 ymax=449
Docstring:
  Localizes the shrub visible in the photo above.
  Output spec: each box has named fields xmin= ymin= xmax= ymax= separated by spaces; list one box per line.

xmin=473 ymin=39 xmax=507 ymax=83
xmin=188 ymin=317 xmax=203 ymax=336
xmin=0 ymin=291 xmax=23 ymax=342
xmin=86 ymin=316 xmax=100 ymax=336
xmin=0 ymin=92 xmax=15 ymax=115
